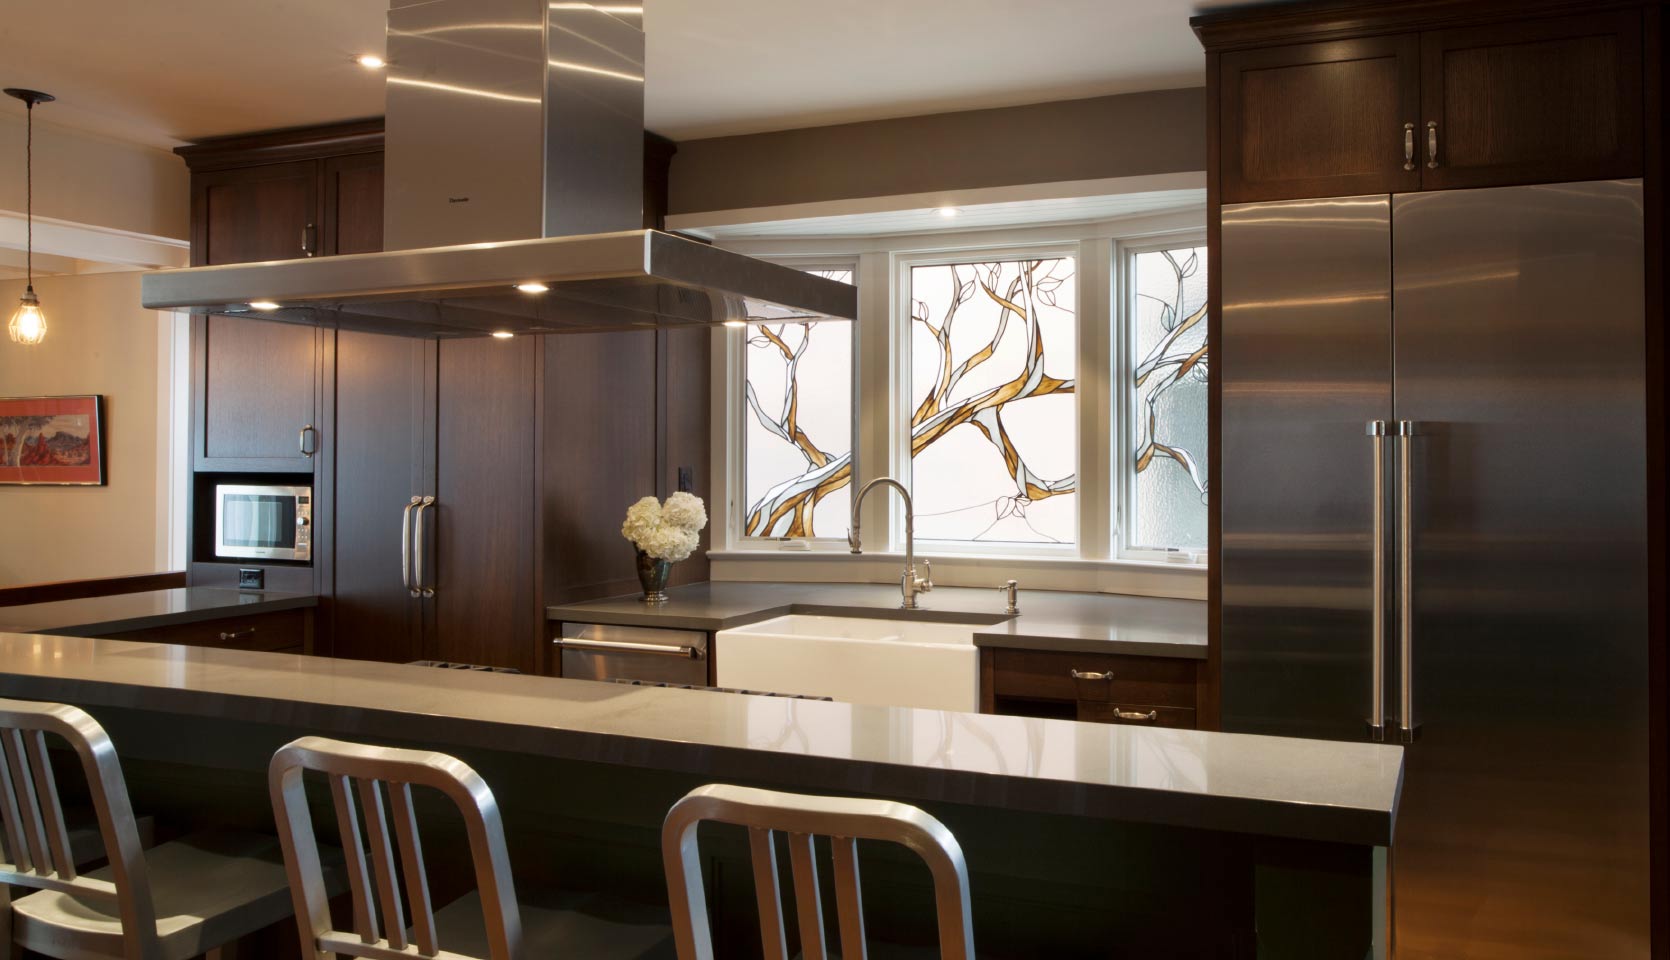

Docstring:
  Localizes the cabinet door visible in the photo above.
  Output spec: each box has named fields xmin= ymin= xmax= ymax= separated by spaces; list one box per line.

xmin=1221 ymin=36 xmax=1421 ymax=203
xmin=429 ymin=337 xmax=538 ymax=672
xmin=329 ymin=330 xmax=435 ymax=663
xmin=196 ymin=314 xmax=320 ymax=469
xmin=192 ymin=161 xmax=320 ymax=266
xmin=323 ymin=153 xmax=385 ymax=256
xmin=1420 ymin=12 xmax=1643 ymax=190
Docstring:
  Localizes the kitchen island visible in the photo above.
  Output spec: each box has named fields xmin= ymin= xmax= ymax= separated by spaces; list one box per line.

xmin=0 ymin=631 xmax=1397 ymax=957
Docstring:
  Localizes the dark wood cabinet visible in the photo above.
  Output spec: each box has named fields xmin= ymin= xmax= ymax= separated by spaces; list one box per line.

xmin=981 ymin=647 xmax=1203 ymax=728
xmin=1206 ymin=3 xmax=1647 ymax=202
xmin=192 ymin=161 xmax=319 ymax=266
xmin=1421 ymin=12 xmax=1643 ymax=189
xmin=323 ymin=153 xmax=385 ymax=255
xmin=1221 ymin=36 xmax=1422 ymax=202
xmin=195 ymin=314 xmax=322 ymax=470
xmin=102 ymin=607 xmax=313 ymax=654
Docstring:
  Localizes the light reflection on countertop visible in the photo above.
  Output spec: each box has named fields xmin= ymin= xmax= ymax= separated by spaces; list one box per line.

xmin=0 ymin=632 xmax=1399 ymax=846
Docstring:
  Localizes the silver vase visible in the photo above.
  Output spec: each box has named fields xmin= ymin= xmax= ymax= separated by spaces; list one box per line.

xmin=636 ymin=549 xmax=674 ymax=604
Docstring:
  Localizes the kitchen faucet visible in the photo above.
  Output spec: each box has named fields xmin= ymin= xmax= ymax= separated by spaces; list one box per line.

xmin=847 ymin=477 xmax=933 ymax=609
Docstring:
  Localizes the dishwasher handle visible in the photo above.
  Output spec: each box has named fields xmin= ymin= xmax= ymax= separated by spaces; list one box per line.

xmin=552 ymin=636 xmax=706 ymax=660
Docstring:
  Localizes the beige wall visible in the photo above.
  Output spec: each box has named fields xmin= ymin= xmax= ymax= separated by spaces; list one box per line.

xmin=0 ymin=272 xmax=165 ymax=586
xmin=668 ymin=87 xmax=1206 ymax=215
xmin=0 ymin=114 xmax=188 ymax=239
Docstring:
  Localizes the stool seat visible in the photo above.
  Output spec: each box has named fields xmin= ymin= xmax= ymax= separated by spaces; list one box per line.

xmin=13 ymin=828 xmax=333 ymax=960
xmin=431 ymin=888 xmax=673 ymax=960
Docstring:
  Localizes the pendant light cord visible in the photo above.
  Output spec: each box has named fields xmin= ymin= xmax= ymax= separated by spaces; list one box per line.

xmin=24 ymin=100 xmax=31 ymax=289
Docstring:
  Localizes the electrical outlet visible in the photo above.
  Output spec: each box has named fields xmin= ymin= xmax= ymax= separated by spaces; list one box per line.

xmin=678 ymin=466 xmax=694 ymax=493
xmin=238 ymin=568 xmax=264 ymax=590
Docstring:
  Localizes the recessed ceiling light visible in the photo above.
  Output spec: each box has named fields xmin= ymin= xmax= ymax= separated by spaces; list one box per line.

xmin=491 ymin=330 xmax=515 ymax=339
xmin=515 ymin=282 xmax=549 ymax=294
xmin=356 ymin=54 xmax=387 ymax=70
xmin=723 ymin=320 xmax=748 ymax=329
xmin=935 ymin=206 xmax=960 ymax=218
xmin=250 ymin=301 xmax=281 ymax=311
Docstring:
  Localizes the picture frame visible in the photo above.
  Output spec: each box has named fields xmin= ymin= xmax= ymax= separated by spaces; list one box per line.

xmin=0 ymin=395 xmax=107 ymax=486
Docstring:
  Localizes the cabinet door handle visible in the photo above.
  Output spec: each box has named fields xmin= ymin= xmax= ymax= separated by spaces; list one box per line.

xmin=1426 ymin=122 xmax=1439 ymax=169
xmin=414 ymin=497 xmax=436 ymax=598
xmin=299 ymin=424 xmax=317 ymax=457
xmin=218 ymin=628 xmax=256 ymax=642
xmin=1070 ymin=669 xmax=1113 ymax=681
xmin=1403 ymin=123 xmax=1416 ymax=171
xmin=402 ymin=496 xmax=421 ymax=596
xmin=1109 ymin=707 xmax=1158 ymax=722
xmin=302 ymin=223 xmax=317 ymax=257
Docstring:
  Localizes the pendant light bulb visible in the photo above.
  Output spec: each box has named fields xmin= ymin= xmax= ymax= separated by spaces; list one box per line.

xmin=8 ymin=287 xmax=45 ymax=345
xmin=4 ymin=87 xmax=54 ymax=346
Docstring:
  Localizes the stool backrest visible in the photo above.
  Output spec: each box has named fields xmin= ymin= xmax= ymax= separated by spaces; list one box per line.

xmin=268 ymin=737 xmax=520 ymax=960
xmin=0 ymin=698 xmax=158 ymax=960
xmin=661 ymin=784 xmax=975 ymax=960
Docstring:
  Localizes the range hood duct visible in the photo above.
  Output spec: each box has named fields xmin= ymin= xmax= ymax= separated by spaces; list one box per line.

xmin=140 ymin=0 xmax=856 ymax=335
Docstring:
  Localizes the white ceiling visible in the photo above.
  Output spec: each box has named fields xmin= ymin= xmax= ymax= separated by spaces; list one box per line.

xmin=0 ymin=0 xmax=1256 ymax=151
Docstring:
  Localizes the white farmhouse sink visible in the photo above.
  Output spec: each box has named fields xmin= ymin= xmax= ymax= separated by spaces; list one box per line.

xmin=715 ymin=615 xmax=979 ymax=712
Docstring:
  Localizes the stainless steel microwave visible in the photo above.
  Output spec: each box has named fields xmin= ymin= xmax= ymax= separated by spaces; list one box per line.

xmin=214 ymin=483 xmax=311 ymax=562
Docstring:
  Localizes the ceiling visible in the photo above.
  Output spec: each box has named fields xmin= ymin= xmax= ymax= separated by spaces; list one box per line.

xmin=0 ymin=0 xmax=1255 ymax=151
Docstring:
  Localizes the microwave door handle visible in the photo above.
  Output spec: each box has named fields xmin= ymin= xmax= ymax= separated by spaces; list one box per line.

xmin=402 ymin=497 xmax=420 ymax=596
xmin=415 ymin=497 xmax=436 ymax=598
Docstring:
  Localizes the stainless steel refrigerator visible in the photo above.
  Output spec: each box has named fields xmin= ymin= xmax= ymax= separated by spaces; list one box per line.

xmin=1220 ymin=180 xmax=1648 ymax=957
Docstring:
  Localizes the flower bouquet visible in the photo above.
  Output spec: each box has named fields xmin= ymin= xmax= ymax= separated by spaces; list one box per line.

xmin=621 ymin=492 xmax=708 ymax=603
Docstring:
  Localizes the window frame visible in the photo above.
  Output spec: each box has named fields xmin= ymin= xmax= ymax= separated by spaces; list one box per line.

xmin=712 ymin=215 xmax=1208 ymax=578
xmin=727 ymin=256 xmax=860 ymax=551
xmin=1114 ymin=233 xmax=1211 ymax=563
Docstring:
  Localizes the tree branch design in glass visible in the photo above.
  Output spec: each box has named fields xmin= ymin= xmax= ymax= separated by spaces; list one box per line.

xmin=1132 ymin=246 xmax=1209 ymax=550
xmin=744 ymin=270 xmax=854 ymax=537
xmin=909 ymin=258 xmax=1078 ymax=544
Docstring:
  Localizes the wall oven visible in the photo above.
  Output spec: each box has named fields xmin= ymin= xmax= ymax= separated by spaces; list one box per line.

xmin=214 ymin=483 xmax=312 ymax=562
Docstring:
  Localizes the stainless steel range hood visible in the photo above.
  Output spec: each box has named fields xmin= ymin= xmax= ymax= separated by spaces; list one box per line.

xmin=140 ymin=0 xmax=856 ymax=335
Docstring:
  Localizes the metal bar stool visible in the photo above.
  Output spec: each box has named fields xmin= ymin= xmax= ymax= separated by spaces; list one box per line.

xmin=0 ymin=698 xmax=312 ymax=960
xmin=268 ymin=736 xmax=673 ymax=960
xmin=661 ymin=784 xmax=976 ymax=960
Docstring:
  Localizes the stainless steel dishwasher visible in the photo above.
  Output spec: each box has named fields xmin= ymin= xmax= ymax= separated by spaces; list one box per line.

xmin=553 ymin=622 xmax=709 ymax=685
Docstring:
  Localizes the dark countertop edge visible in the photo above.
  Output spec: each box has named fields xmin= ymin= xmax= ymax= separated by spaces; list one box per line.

xmin=0 ymin=671 xmax=1395 ymax=848
xmin=548 ymin=602 xmax=794 ymax=632
xmin=22 ymin=592 xmax=319 ymax=638
xmin=970 ymin=633 xmax=1210 ymax=659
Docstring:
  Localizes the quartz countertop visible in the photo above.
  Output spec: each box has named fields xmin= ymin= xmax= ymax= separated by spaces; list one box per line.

xmin=0 ymin=588 xmax=318 ymax=637
xmin=549 ymin=581 xmax=1207 ymax=659
xmin=0 ymin=633 xmax=1400 ymax=846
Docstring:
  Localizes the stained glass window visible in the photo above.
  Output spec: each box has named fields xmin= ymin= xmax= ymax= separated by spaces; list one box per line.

xmin=743 ymin=269 xmax=853 ymax=538
xmin=1130 ymin=245 xmax=1208 ymax=551
xmin=909 ymin=257 xmax=1077 ymax=545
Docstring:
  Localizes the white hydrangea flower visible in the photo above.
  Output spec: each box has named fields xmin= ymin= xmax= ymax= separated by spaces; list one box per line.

xmin=661 ymin=491 xmax=708 ymax=533
xmin=621 ymin=496 xmax=663 ymax=548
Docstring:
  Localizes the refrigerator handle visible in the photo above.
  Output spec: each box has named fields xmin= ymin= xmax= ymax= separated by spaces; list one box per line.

xmin=1398 ymin=420 xmax=1421 ymax=743
xmin=402 ymin=496 xmax=421 ymax=597
xmin=1367 ymin=421 xmax=1388 ymax=741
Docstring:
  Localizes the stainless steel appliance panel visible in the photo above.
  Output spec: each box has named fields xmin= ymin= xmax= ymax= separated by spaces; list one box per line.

xmin=556 ymin=622 xmax=709 ymax=686
xmin=1220 ymin=196 xmax=1394 ymax=741
xmin=214 ymin=483 xmax=312 ymax=562
xmin=1390 ymin=180 xmax=1647 ymax=957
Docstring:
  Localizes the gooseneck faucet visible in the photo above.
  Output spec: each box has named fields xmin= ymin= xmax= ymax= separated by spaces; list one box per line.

xmin=847 ymin=477 xmax=933 ymax=609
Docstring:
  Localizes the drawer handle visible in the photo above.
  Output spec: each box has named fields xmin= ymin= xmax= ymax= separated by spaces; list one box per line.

xmin=1069 ymin=669 xmax=1112 ymax=681
xmin=219 ymin=628 xmax=256 ymax=641
xmin=553 ymin=637 xmax=705 ymax=660
xmin=1110 ymin=707 xmax=1159 ymax=722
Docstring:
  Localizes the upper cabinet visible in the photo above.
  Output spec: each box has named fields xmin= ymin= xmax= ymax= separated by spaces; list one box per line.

xmin=1221 ymin=36 xmax=1422 ymax=202
xmin=193 ymin=161 xmax=322 ymax=266
xmin=1204 ymin=3 xmax=1646 ymax=204
xmin=1420 ymin=12 xmax=1642 ymax=190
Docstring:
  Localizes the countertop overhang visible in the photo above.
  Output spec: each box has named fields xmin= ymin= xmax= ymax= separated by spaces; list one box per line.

xmin=0 ymin=588 xmax=317 ymax=637
xmin=0 ymin=633 xmax=1401 ymax=847
xmin=549 ymin=581 xmax=1210 ymax=659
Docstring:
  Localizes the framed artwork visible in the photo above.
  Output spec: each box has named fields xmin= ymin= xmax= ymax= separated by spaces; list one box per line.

xmin=0 ymin=395 xmax=106 ymax=486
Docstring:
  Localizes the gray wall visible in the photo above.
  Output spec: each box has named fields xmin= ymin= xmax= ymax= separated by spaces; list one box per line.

xmin=667 ymin=87 xmax=1205 ymax=215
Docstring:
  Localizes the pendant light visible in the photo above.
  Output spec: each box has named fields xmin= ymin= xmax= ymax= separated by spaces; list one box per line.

xmin=5 ymin=88 xmax=54 ymax=345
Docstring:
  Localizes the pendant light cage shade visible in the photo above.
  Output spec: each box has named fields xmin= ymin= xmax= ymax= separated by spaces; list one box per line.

xmin=5 ymin=87 xmax=54 ymax=345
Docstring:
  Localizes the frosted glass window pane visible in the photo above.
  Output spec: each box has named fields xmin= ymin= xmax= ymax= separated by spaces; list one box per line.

xmin=1131 ymin=246 xmax=1208 ymax=551
xmin=744 ymin=269 xmax=853 ymax=538
xmin=909 ymin=258 xmax=1077 ymax=544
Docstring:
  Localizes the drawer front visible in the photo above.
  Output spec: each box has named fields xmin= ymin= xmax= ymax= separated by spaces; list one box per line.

xmin=1077 ymin=702 xmax=1197 ymax=729
xmin=104 ymin=609 xmax=309 ymax=653
xmin=991 ymin=649 xmax=1197 ymax=708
